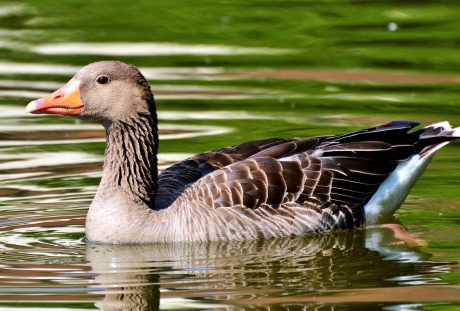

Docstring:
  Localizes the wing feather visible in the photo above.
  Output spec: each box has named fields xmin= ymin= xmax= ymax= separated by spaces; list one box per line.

xmin=170 ymin=121 xmax=457 ymax=238
xmin=154 ymin=138 xmax=292 ymax=209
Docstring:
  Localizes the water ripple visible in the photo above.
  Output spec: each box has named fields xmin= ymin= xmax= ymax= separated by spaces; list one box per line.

xmin=32 ymin=42 xmax=293 ymax=56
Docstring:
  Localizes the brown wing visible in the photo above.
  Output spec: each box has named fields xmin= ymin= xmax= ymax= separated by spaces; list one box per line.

xmin=179 ymin=153 xmax=365 ymax=239
xmin=154 ymin=138 xmax=293 ymax=209
xmin=178 ymin=121 xmax=453 ymax=237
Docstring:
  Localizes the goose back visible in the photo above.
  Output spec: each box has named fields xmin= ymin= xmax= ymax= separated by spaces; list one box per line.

xmin=165 ymin=121 xmax=458 ymax=240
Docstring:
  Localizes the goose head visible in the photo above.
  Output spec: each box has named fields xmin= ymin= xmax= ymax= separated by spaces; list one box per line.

xmin=26 ymin=61 xmax=154 ymax=125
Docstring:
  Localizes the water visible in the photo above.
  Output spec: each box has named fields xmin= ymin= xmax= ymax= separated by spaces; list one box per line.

xmin=0 ymin=1 xmax=460 ymax=310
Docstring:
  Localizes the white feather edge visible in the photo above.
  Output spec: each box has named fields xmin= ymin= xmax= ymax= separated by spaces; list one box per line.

xmin=364 ymin=121 xmax=458 ymax=223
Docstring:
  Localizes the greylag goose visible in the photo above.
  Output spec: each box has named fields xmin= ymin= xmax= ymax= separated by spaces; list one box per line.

xmin=26 ymin=61 xmax=459 ymax=243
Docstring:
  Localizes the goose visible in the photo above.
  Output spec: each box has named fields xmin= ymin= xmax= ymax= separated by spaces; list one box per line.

xmin=25 ymin=61 xmax=459 ymax=243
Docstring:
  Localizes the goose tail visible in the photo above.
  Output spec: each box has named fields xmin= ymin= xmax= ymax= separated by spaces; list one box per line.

xmin=417 ymin=121 xmax=460 ymax=157
xmin=364 ymin=121 xmax=459 ymax=223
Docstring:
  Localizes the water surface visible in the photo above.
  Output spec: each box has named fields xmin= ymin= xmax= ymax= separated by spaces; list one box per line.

xmin=0 ymin=1 xmax=459 ymax=310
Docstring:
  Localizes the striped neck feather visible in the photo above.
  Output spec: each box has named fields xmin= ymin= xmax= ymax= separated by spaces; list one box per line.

xmin=103 ymin=112 xmax=158 ymax=208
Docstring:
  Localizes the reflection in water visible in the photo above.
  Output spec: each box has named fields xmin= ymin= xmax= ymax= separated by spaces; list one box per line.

xmin=87 ymin=227 xmax=450 ymax=310
xmin=32 ymin=42 xmax=292 ymax=56
xmin=0 ymin=121 xmax=231 ymax=147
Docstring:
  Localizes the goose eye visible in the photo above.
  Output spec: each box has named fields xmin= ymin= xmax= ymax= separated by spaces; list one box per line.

xmin=96 ymin=75 xmax=110 ymax=85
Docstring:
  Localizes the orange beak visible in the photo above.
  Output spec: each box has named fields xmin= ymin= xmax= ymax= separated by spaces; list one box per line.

xmin=26 ymin=79 xmax=83 ymax=115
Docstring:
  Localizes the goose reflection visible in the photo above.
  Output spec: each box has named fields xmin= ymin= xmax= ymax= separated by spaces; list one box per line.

xmin=86 ymin=226 xmax=448 ymax=310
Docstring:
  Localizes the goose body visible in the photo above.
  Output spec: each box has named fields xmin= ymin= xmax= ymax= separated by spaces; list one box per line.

xmin=26 ymin=61 xmax=459 ymax=243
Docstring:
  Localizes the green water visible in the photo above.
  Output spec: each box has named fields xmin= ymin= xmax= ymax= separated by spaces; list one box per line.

xmin=0 ymin=0 xmax=459 ymax=310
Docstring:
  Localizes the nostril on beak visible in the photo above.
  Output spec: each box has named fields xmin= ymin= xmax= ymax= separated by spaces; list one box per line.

xmin=53 ymin=93 xmax=63 ymax=100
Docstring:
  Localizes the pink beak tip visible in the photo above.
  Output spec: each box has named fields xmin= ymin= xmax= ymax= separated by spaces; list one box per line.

xmin=26 ymin=98 xmax=43 ymax=114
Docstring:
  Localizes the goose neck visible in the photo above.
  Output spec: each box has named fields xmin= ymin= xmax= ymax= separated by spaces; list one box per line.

xmin=102 ymin=113 xmax=159 ymax=208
